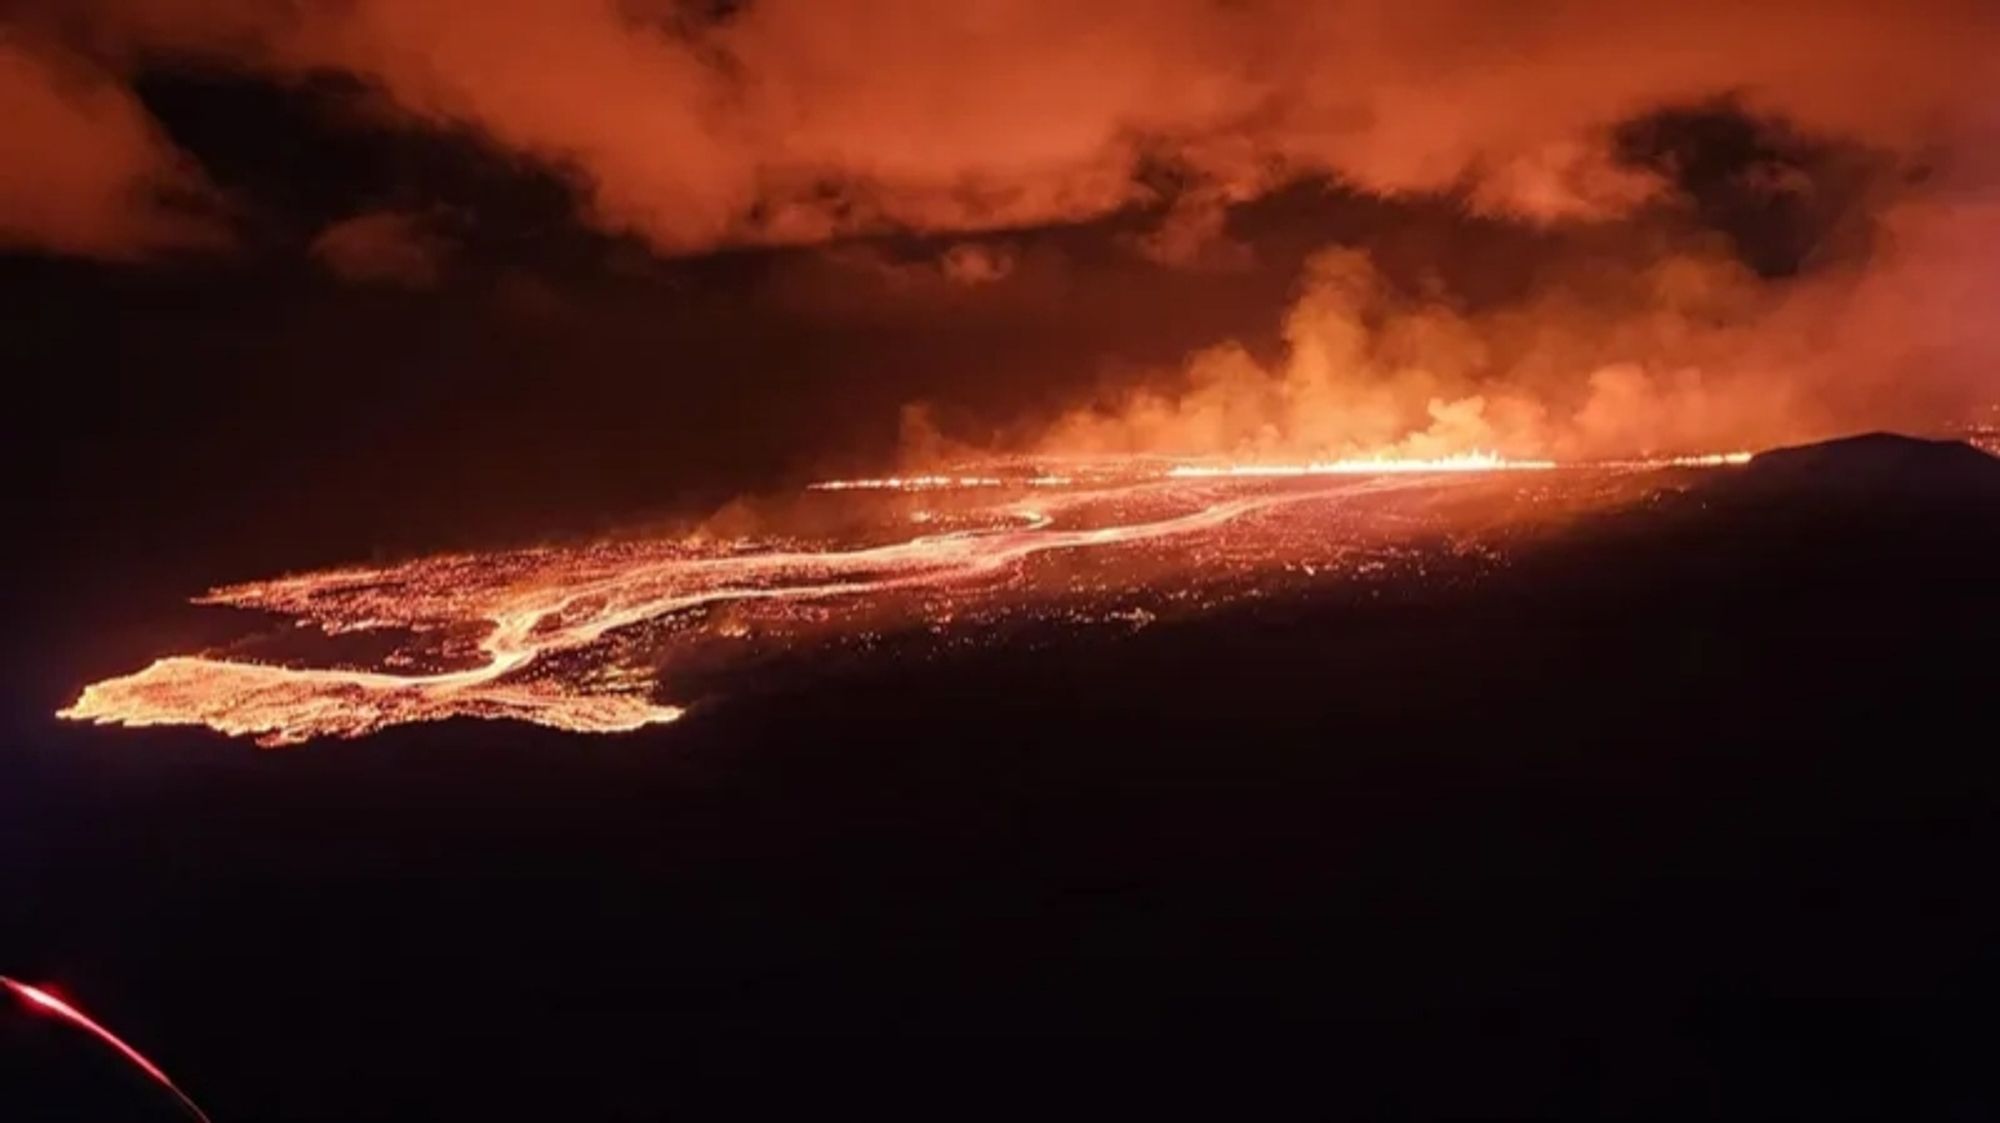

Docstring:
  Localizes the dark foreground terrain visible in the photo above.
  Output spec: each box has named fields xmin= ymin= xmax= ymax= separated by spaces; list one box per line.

xmin=5 ymin=434 xmax=1998 ymax=1121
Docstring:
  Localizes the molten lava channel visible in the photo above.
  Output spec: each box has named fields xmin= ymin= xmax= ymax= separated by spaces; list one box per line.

xmin=59 ymin=454 xmax=1748 ymax=746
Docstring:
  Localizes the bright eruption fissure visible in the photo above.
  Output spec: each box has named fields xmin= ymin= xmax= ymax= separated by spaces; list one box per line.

xmin=59 ymin=454 xmax=1748 ymax=746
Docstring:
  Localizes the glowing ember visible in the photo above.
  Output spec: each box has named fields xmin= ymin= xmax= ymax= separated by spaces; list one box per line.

xmin=3 ymin=977 xmax=212 ymax=1123
xmin=60 ymin=454 xmax=1752 ymax=747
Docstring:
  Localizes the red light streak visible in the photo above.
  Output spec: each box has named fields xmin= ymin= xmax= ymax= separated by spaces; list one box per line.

xmin=3 ymin=976 xmax=213 ymax=1123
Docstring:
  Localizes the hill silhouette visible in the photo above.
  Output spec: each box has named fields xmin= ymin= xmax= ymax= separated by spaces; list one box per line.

xmin=1708 ymin=432 xmax=2000 ymax=505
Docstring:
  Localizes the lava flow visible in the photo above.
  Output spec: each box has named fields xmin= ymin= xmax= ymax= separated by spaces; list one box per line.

xmin=58 ymin=454 xmax=1749 ymax=747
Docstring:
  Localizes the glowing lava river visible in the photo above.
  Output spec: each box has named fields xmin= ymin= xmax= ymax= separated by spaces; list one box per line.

xmin=59 ymin=454 xmax=1749 ymax=746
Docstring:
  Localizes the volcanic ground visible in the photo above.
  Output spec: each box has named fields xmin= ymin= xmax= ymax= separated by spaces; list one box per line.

xmin=5 ymin=434 xmax=1998 ymax=1121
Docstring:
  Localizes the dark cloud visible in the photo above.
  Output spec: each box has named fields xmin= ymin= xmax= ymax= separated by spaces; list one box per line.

xmin=1614 ymin=100 xmax=1889 ymax=277
xmin=309 ymin=208 xmax=451 ymax=286
xmin=938 ymin=243 xmax=1014 ymax=287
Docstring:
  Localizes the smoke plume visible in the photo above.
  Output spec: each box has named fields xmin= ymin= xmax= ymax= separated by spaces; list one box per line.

xmin=1030 ymin=176 xmax=2000 ymax=461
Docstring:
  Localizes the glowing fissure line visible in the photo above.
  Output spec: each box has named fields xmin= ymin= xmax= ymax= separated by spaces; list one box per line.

xmin=1164 ymin=452 xmax=1558 ymax=478
xmin=808 ymin=450 xmax=1750 ymax=491
xmin=3 ymin=977 xmax=213 ymax=1123
xmin=807 ymin=474 xmax=1074 ymax=492
xmin=1606 ymin=451 xmax=1754 ymax=468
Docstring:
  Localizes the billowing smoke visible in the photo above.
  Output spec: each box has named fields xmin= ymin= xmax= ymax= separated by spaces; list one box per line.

xmin=3 ymin=0 xmax=1995 ymax=458
xmin=1037 ymin=244 xmax=1797 ymax=460
xmin=1030 ymin=151 xmax=2000 ymax=460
